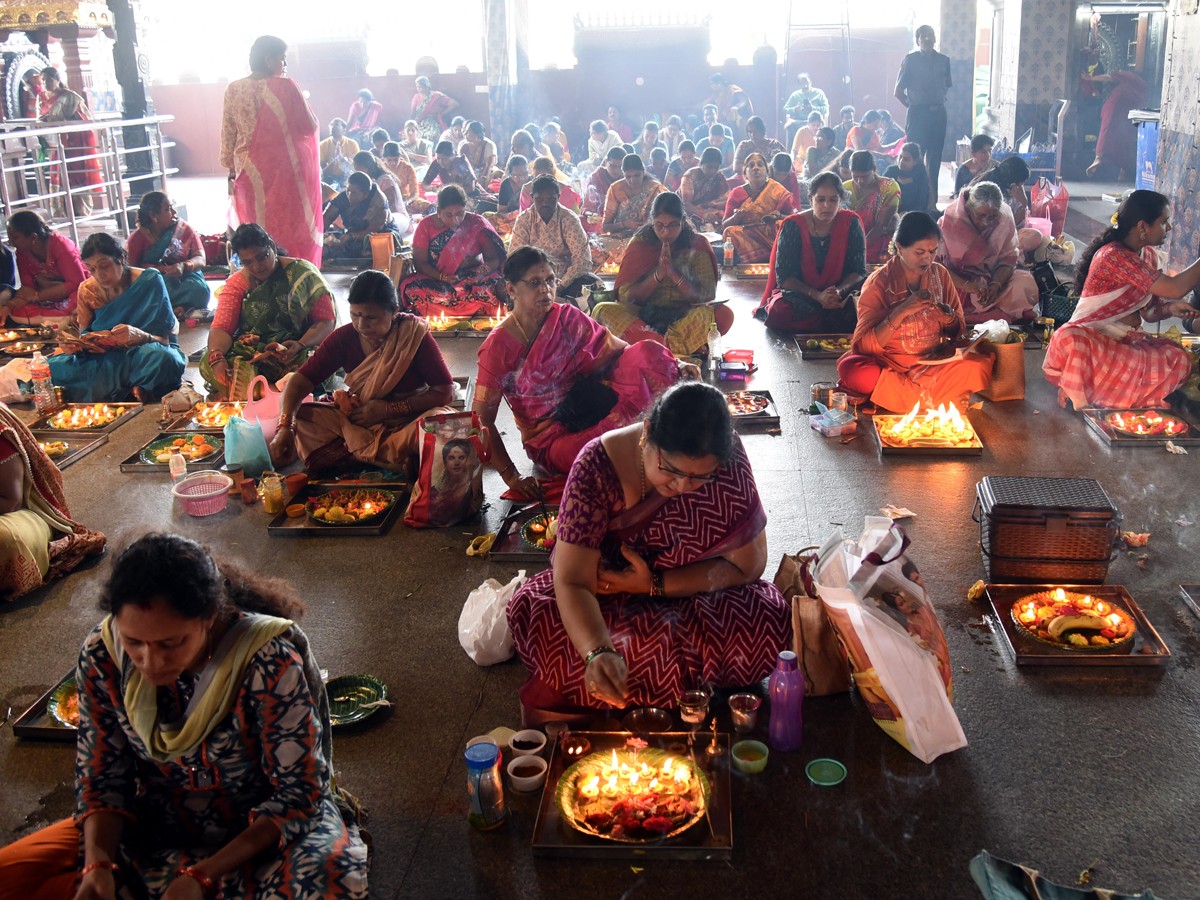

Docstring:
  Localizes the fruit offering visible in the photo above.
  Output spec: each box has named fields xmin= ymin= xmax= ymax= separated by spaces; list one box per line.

xmin=521 ymin=510 xmax=559 ymax=550
xmin=39 ymin=440 xmax=68 ymax=459
xmin=145 ymin=434 xmax=221 ymax=464
xmin=804 ymin=337 xmax=852 ymax=353
xmin=307 ymin=489 xmax=396 ymax=525
xmin=1011 ymin=588 xmax=1136 ymax=650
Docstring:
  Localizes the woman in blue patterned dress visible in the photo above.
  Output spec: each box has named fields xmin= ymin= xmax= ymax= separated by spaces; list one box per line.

xmin=0 ymin=533 xmax=368 ymax=898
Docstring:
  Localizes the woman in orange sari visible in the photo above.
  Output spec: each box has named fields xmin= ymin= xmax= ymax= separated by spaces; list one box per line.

xmin=221 ymin=36 xmax=323 ymax=267
xmin=721 ymin=152 xmax=795 ymax=265
xmin=837 ymin=212 xmax=992 ymax=412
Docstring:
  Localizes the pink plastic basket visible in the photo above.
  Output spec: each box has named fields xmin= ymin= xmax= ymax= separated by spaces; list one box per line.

xmin=171 ymin=471 xmax=233 ymax=516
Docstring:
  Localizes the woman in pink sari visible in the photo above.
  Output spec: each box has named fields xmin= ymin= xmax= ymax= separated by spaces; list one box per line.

xmin=411 ymin=77 xmax=459 ymax=143
xmin=221 ymin=36 xmax=323 ymax=268
xmin=936 ymin=182 xmax=1038 ymax=324
xmin=507 ymin=382 xmax=791 ymax=719
xmin=1044 ymin=190 xmax=1200 ymax=410
xmin=398 ymin=185 xmax=507 ymax=318
xmin=474 ymin=247 xmax=683 ymax=495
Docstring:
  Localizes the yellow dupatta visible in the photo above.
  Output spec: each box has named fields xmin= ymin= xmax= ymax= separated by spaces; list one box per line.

xmin=101 ymin=611 xmax=293 ymax=763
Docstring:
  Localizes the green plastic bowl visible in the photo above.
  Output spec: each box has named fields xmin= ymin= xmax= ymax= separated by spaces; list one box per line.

xmin=731 ymin=739 xmax=769 ymax=774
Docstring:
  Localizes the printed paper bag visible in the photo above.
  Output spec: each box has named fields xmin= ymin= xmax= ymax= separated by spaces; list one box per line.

xmin=404 ymin=411 xmax=486 ymax=528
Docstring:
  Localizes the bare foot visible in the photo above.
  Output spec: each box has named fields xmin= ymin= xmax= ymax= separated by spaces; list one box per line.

xmin=133 ymin=386 xmax=149 ymax=404
xmin=1086 ymin=159 xmax=1101 ymax=177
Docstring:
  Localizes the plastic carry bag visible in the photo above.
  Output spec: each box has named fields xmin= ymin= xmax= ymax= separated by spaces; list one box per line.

xmin=812 ymin=517 xmax=967 ymax=763
xmin=0 ymin=359 xmax=30 ymax=404
xmin=1030 ymin=178 xmax=1069 ymax=237
xmin=223 ymin=415 xmax=272 ymax=478
xmin=458 ymin=570 xmax=527 ymax=665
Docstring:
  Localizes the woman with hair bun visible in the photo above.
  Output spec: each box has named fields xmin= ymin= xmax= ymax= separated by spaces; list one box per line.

xmin=1043 ymin=190 xmax=1200 ymax=410
xmin=507 ymin=381 xmax=791 ymax=717
xmin=837 ymin=211 xmax=993 ymax=412
xmin=0 ymin=533 xmax=368 ymax=898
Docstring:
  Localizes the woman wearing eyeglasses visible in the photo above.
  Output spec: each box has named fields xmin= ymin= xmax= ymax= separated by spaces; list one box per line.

xmin=473 ymin=246 xmax=684 ymax=497
xmin=507 ymin=381 xmax=790 ymax=716
xmin=201 ymin=224 xmax=336 ymax=399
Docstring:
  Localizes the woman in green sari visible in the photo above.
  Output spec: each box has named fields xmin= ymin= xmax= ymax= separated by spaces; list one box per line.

xmin=202 ymin=224 xmax=337 ymax=399
xmin=126 ymin=191 xmax=212 ymax=318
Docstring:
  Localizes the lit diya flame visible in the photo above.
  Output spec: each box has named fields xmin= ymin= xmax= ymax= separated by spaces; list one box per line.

xmin=50 ymin=404 xmax=123 ymax=429
xmin=1053 ymin=588 xmax=1067 ymax=602
xmin=581 ymin=749 xmax=693 ymax=803
xmin=193 ymin=403 xmax=243 ymax=427
xmin=1108 ymin=411 xmax=1189 ymax=437
xmin=739 ymin=264 xmax=770 ymax=275
xmin=883 ymin=402 xmax=978 ymax=447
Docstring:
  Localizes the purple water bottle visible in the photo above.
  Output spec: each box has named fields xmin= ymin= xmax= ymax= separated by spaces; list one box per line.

xmin=768 ymin=650 xmax=805 ymax=751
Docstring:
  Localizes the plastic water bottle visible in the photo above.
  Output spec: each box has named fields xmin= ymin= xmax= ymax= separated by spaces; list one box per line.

xmin=30 ymin=352 xmax=55 ymax=415
xmin=168 ymin=450 xmax=187 ymax=484
xmin=464 ymin=742 xmax=506 ymax=830
xmin=723 ymin=240 xmax=735 ymax=269
xmin=706 ymin=322 xmax=722 ymax=379
xmin=768 ymin=650 xmax=805 ymax=752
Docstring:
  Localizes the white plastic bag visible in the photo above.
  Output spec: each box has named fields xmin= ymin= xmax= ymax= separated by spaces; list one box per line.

xmin=973 ymin=319 xmax=1010 ymax=344
xmin=0 ymin=359 xmax=30 ymax=404
xmin=458 ymin=570 xmax=526 ymax=665
xmin=812 ymin=517 xmax=967 ymax=764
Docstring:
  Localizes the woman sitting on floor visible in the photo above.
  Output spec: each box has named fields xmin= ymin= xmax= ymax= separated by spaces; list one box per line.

xmin=322 ymin=171 xmax=405 ymax=260
xmin=843 ymin=151 xmax=901 ymax=264
xmin=599 ymin=154 xmax=665 ymax=266
xmin=837 ymin=212 xmax=993 ymax=412
xmin=0 ymin=533 xmax=368 ymax=898
xmin=665 ymin=141 xmax=699 ymax=192
xmin=50 ymin=233 xmax=186 ymax=403
xmin=732 ymin=117 xmax=786 ymax=175
xmin=399 ymin=119 xmax=433 ymax=167
xmin=510 ymin=176 xmax=598 ymax=301
xmin=804 ymin=127 xmax=842 ymax=180
xmin=883 ymin=142 xmax=930 ymax=213
xmin=398 ymin=184 xmax=508 ymax=318
xmin=937 ymin=181 xmax=1039 ymax=324
xmin=594 ymin=191 xmax=729 ymax=357
xmin=755 ymin=171 xmax=866 ymax=334
xmin=584 ymin=147 xmax=625 ymax=216
xmin=421 ymin=141 xmax=491 ymax=207
xmin=202 ymin=224 xmax=336 ymax=399
xmin=474 ymin=246 xmax=684 ymax=493
xmin=4 ymin=210 xmax=85 ymax=326
xmin=679 ymin=147 xmax=730 ymax=230
xmin=770 ymin=152 xmax=804 ymax=209
xmin=1043 ymin=190 xmax=1200 ymax=410
xmin=506 ymin=381 xmax=791 ymax=717
xmin=459 ymin=120 xmax=498 ymax=181
xmin=790 ymin=110 xmax=824 ymax=162
xmin=721 ymin=152 xmax=795 ymax=265
xmin=0 ymin=403 xmax=105 ymax=602
xmin=496 ymin=154 xmax=530 ymax=218
xmin=353 ymin=151 xmax=410 ymax=231
xmin=270 ymin=270 xmax=456 ymax=474
xmin=971 ymin=155 xmax=1030 ymax=230
xmin=647 ymin=147 xmax=670 ymax=184
xmin=518 ymin=156 xmax=581 ymax=213
xmin=953 ymin=133 xmax=995 ymax=196
xmin=126 ymin=191 xmax=212 ymax=319
xmin=382 ymin=141 xmax=430 ymax=214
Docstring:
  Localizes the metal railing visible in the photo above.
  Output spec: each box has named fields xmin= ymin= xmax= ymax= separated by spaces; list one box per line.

xmin=0 ymin=114 xmax=177 ymax=244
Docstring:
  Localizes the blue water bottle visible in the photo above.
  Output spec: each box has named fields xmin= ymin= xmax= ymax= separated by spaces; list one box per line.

xmin=768 ymin=650 xmax=805 ymax=751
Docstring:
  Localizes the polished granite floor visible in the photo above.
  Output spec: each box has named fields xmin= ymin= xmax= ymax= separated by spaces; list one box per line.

xmin=2 ymin=266 xmax=1199 ymax=898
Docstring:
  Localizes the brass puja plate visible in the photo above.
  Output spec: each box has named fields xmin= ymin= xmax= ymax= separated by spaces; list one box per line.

xmin=1081 ymin=407 xmax=1200 ymax=447
xmin=985 ymin=584 xmax=1170 ymax=666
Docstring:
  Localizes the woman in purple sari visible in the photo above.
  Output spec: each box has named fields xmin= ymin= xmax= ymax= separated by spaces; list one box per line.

xmin=398 ymin=185 xmax=507 ymax=318
xmin=507 ymin=382 xmax=791 ymax=718
xmin=473 ymin=247 xmax=683 ymax=496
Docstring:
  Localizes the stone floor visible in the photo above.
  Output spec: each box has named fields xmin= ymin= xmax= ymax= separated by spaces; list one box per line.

xmin=2 ymin=189 xmax=1198 ymax=899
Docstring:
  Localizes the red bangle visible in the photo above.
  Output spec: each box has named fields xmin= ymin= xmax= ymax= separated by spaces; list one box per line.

xmin=176 ymin=865 xmax=217 ymax=897
xmin=82 ymin=860 xmax=120 ymax=877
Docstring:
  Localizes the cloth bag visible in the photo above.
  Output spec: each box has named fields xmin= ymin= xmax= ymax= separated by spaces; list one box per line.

xmin=771 ymin=548 xmax=851 ymax=696
xmin=404 ymin=410 xmax=487 ymax=528
xmin=812 ymin=517 xmax=967 ymax=763
xmin=458 ymin=570 xmax=527 ymax=665
xmin=223 ymin=415 xmax=272 ymax=478
xmin=1030 ymin=178 xmax=1069 ymax=238
xmin=979 ymin=339 xmax=1025 ymax=402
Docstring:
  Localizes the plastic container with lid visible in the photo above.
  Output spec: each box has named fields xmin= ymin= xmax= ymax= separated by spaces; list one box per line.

xmin=464 ymin=742 xmax=507 ymax=830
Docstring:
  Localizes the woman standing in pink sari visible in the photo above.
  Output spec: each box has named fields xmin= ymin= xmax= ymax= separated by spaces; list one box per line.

xmin=507 ymin=382 xmax=791 ymax=719
xmin=473 ymin=247 xmax=683 ymax=496
xmin=221 ymin=36 xmax=323 ymax=268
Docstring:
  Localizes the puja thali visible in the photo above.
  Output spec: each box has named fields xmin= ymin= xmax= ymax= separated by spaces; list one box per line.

xmin=120 ymin=432 xmax=225 ymax=473
xmin=532 ymin=731 xmax=733 ymax=860
xmin=0 ymin=326 xmax=53 ymax=344
xmin=165 ymin=402 xmax=245 ymax=433
xmin=795 ymin=334 xmax=852 ymax=360
xmin=31 ymin=431 xmax=108 ymax=470
xmin=307 ymin=488 xmax=397 ymax=525
xmin=267 ymin=482 xmax=407 ymax=537
xmin=872 ymin=405 xmax=983 ymax=457
xmin=0 ymin=340 xmax=54 ymax=357
xmin=733 ymin=263 xmax=770 ymax=280
xmin=490 ymin=501 xmax=556 ymax=564
xmin=1081 ymin=407 xmax=1200 ymax=447
xmin=722 ymin=389 xmax=780 ymax=432
xmin=30 ymin=402 xmax=141 ymax=433
xmin=520 ymin=507 xmax=559 ymax=551
xmin=984 ymin=583 xmax=1170 ymax=666
xmin=12 ymin=671 xmax=78 ymax=741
